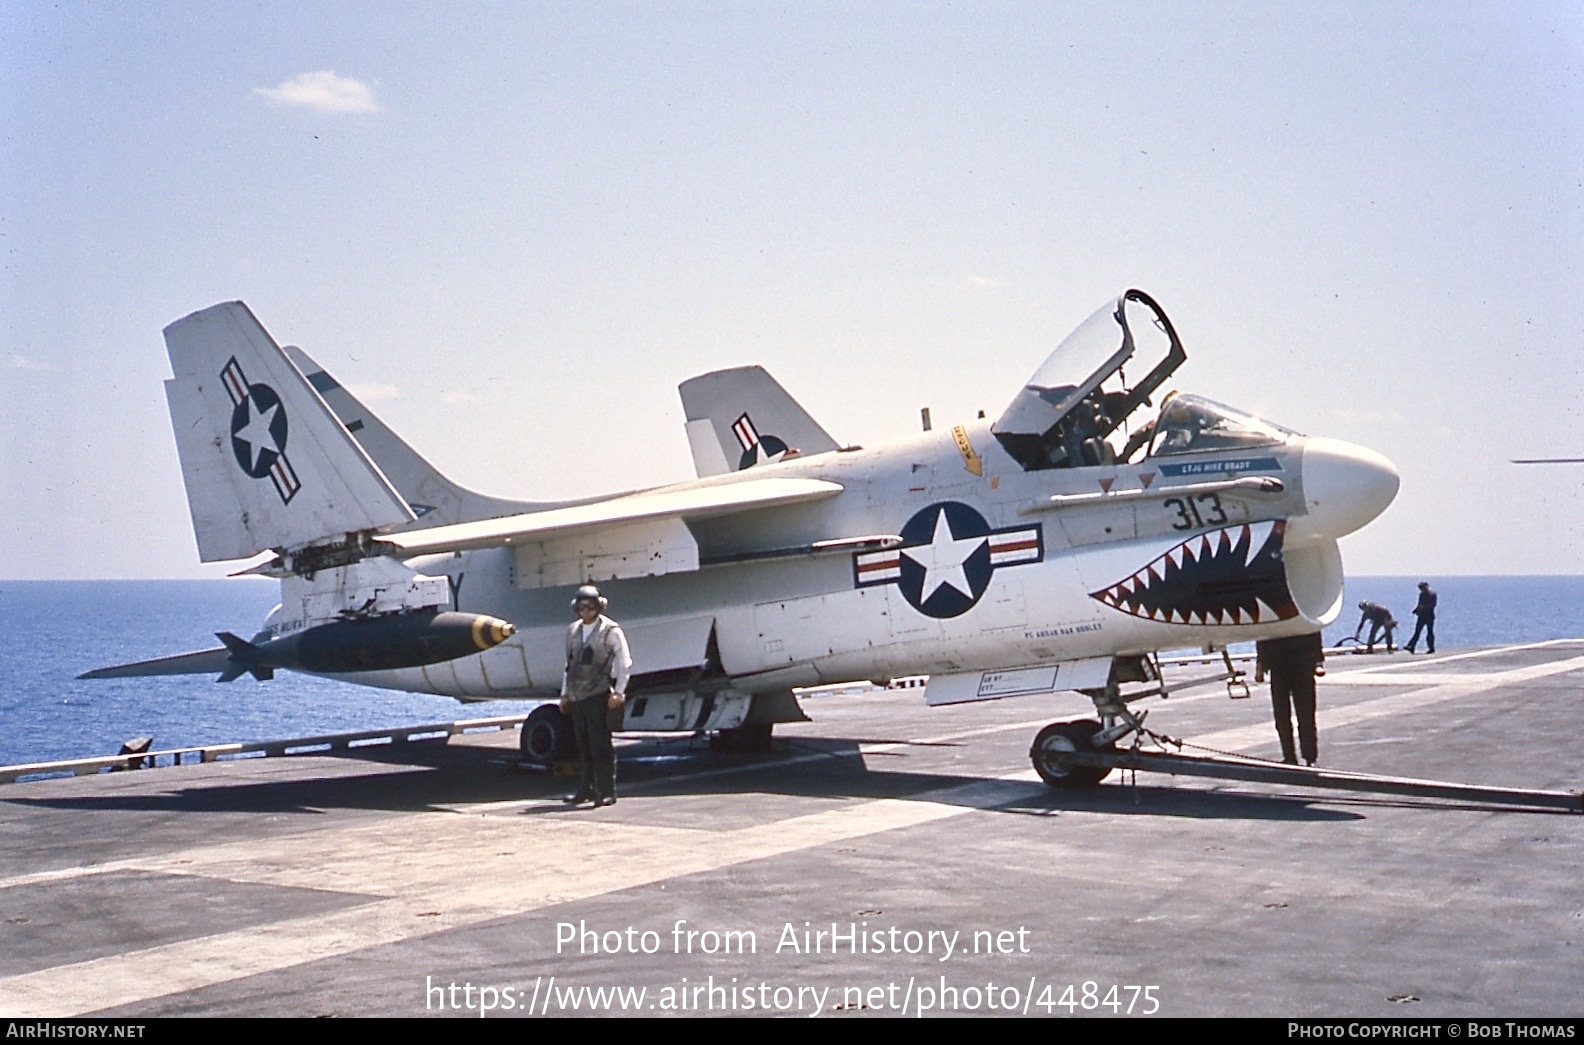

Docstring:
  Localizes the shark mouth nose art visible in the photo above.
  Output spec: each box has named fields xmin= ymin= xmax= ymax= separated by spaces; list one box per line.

xmin=1089 ymin=519 xmax=1299 ymax=626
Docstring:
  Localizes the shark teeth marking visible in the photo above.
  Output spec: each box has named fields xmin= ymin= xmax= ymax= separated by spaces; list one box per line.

xmin=1087 ymin=520 xmax=1300 ymax=627
xmin=1245 ymin=520 xmax=1273 ymax=566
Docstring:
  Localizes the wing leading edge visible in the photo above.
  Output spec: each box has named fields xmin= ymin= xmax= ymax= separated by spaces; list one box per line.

xmin=378 ymin=476 xmax=844 ymax=588
xmin=380 ymin=477 xmax=843 ymax=557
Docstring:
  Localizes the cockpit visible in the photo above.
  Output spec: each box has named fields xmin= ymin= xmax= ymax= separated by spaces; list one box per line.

xmin=1148 ymin=394 xmax=1296 ymax=457
xmin=991 ymin=290 xmax=1298 ymax=470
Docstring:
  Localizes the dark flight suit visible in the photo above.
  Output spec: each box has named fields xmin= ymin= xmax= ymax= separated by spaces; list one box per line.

xmin=1406 ymin=586 xmax=1437 ymax=653
xmin=1257 ymin=632 xmax=1325 ymax=765
xmin=1355 ymin=602 xmax=1396 ymax=653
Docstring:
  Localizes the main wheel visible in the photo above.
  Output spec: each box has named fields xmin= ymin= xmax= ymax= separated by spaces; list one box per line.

xmin=521 ymin=703 xmax=573 ymax=765
xmin=1030 ymin=719 xmax=1113 ymax=789
xmin=711 ymin=722 xmax=774 ymax=752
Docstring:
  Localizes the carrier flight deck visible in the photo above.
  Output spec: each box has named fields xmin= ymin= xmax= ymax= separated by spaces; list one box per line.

xmin=1 ymin=640 xmax=1581 ymax=1018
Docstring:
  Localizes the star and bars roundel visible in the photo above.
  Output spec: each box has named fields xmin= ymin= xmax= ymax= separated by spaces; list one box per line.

xmin=220 ymin=356 xmax=301 ymax=504
xmin=853 ymin=502 xmax=1043 ymax=618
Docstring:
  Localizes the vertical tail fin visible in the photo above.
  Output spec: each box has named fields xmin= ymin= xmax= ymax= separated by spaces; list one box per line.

xmin=678 ymin=366 xmax=840 ymax=477
xmin=163 ymin=302 xmax=415 ymax=562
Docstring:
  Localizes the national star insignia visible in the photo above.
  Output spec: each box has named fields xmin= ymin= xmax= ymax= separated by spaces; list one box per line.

xmin=906 ymin=507 xmax=984 ymax=602
xmin=853 ymin=501 xmax=1043 ymax=619
xmin=233 ymin=396 xmax=282 ymax=473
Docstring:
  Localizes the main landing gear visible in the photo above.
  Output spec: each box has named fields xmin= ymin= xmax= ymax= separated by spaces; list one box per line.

xmin=520 ymin=703 xmax=573 ymax=764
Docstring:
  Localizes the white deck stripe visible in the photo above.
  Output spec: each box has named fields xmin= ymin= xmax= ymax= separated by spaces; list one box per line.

xmin=1185 ymin=652 xmax=1584 ymax=753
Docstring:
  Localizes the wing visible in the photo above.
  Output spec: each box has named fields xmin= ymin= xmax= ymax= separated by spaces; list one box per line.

xmin=378 ymin=476 xmax=845 ymax=588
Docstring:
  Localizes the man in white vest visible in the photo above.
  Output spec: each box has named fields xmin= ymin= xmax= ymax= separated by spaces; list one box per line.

xmin=560 ymin=585 xmax=632 ymax=807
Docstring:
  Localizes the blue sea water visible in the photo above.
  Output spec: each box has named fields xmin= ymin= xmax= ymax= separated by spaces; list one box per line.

xmin=0 ymin=580 xmax=528 ymax=767
xmin=1 ymin=577 xmax=1581 ymax=767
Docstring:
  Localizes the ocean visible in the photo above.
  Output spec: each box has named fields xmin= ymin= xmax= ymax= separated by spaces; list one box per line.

xmin=1 ymin=576 xmax=1580 ymax=767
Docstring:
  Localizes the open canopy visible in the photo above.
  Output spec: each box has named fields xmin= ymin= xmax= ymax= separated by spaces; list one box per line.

xmin=992 ymin=289 xmax=1185 ymax=471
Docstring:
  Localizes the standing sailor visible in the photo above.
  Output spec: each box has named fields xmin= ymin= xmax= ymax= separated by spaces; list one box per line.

xmin=1405 ymin=581 xmax=1437 ymax=654
xmin=1255 ymin=632 xmax=1326 ymax=766
xmin=560 ymin=585 xmax=631 ymax=807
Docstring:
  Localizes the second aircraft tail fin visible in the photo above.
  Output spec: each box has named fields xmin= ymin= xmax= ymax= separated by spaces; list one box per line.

xmin=678 ymin=366 xmax=840 ymax=477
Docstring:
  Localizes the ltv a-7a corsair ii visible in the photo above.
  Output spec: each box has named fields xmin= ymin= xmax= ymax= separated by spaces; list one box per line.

xmin=85 ymin=290 xmax=1398 ymax=787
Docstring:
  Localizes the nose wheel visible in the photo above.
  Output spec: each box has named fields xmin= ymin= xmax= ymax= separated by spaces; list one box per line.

xmin=1030 ymin=719 xmax=1114 ymax=789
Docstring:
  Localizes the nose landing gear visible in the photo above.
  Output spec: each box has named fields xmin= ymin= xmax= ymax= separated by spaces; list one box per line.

xmin=1030 ymin=719 xmax=1114 ymax=788
xmin=1026 ymin=653 xmax=1192 ymax=789
xmin=1024 ymin=656 xmax=1583 ymax=812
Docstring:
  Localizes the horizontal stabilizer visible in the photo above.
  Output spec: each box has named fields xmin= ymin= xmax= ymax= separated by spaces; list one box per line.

xmin=77 ymin=646 xmax=233 ymax=680
xmin=380 ymin=476 xmax=844 ymax=558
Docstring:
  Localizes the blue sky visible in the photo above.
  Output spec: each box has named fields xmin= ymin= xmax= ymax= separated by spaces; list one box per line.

xmin=3 ymin=2 xmax=1580 ymax=577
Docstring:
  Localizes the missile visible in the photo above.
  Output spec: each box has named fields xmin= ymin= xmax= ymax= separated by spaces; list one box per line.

xmin=214 ymin=610 xmax=516 ymax=682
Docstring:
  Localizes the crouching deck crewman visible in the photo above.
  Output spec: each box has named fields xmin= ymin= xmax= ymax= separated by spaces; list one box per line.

xmin=560 ymin=585 xmax=632 ymax=807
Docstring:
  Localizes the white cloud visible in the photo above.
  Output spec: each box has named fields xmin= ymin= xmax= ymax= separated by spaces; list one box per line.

xmin=443 ymin=391 xmax=479 ymax=404
xmin=348 ymin=383 xmax=400 ymax=401
xmin=9 ymin=355 xmax=58 ymax=371
xmin=254 ymin=71 xmax=381 ymax=113
xmin=966 ymin=275 xmax=997 ymax=288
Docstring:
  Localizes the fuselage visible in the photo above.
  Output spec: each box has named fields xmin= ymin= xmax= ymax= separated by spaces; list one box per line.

xmin=301 ymin=411 xmax=1398 ymax=711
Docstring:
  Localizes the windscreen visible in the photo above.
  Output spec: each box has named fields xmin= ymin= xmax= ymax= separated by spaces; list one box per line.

xmin=1148 ymin=395 xmax=1298 ymax=457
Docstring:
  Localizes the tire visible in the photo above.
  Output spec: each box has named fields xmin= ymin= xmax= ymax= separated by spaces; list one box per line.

xmin=711 ymin=722 xmax=774 ymax=753
xmin=521 ymin=703 xmax=573 ymax=765
xmin=1030 ymin=719 xmax=1113 ymax=789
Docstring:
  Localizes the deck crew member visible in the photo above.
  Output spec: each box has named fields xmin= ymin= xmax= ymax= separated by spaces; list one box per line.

xmin=1353 ymin=601 xmax=1397 ymax=653
xmin=1405 ymin=582 xmax=1437 ymax=654
xmin=560 ymin=585 xmax=631 ymax=807
xmin=1255 ymin=632 xmax=1326 ymax=766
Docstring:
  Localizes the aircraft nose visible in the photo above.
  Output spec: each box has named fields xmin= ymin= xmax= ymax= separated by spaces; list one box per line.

xmin=1295 ymin=436 xmax=1399 ymax=540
